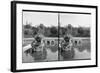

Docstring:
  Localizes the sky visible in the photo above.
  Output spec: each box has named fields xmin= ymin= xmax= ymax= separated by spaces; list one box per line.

xmin=23 ymin=11 xmax=91 ymax=27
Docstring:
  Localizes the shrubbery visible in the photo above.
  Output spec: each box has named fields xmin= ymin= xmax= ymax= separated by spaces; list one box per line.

xmin=23 ymin=23 xmax=90 ymax=38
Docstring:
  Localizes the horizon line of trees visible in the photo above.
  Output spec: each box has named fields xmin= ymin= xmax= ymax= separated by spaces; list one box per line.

xmin=23 ymin=23 xmax=90 ymax=38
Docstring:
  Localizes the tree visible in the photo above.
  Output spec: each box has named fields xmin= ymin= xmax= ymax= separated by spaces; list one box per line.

xmin=24 ymin=24 xmax=32 ymax=29
xmin=82 ymin=28 xmax=90 ymax=37
xmin=77 ymin=27 xmax=84 ymax=37
xmin=32 ymin=27 xmax=38 ymax=37
xmin=39 ymin=24 xmax=44 ymax=29
xmin=44 ymin=27 xmax=51 ymax=37
xmin=59 ymin=27 xmax=67 ymax=37
xmin=38 ymin=23 xmax=45 ymax=34
xmin=24 ymin=30 xmax=29 ymax=35
xmin=66 ymin=24 xmax=73 ymax=35
xmin=72 ymin=27 xmax=78 ymax=37
xmin=50 ymin=26 xmax=58 ymax=37
xmin=67 ymin=24 xmax=72 ymax=30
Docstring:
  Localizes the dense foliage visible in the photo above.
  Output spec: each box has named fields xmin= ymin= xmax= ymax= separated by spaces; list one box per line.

xmin=23 ymin=23 xmax=90 ymax=38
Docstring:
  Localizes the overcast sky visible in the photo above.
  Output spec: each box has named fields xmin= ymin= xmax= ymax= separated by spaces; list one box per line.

xmin=23 ymin=11 xmax=91 ymax=27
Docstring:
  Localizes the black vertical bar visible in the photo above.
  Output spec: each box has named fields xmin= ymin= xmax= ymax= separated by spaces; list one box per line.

xmin=11 ymin=1 xmax=16 ymax=72
xmin=58 ymin=13 xmax=60 ymax=61
xmin=96 ymin=6 xmax=98 ymax=67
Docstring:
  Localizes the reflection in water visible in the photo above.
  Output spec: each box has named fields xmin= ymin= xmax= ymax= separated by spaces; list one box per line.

xmin=74 ymin=48 xmax=90 ymax=59
xmin=23 ymin=45 xmax=58 ymax=63
xmin=46 ymin=48 xmax=58 ymax=61
xmin=23 ymin=47 xmax=47 ymax=62
xmin=60 ymin=48 xmax=75 ymax=60
xmin=23 ymin=44 xmax=90 ymax=63
xmin=30 ymin=48 xmax=47 ymax=62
